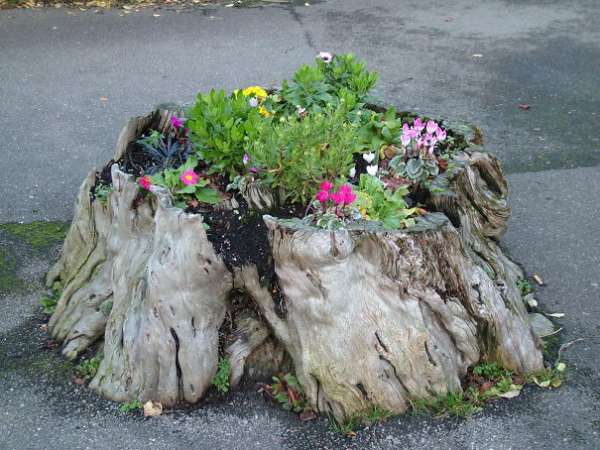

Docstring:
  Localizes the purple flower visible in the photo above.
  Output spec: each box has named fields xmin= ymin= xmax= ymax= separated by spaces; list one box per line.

xmin=248 ymin=97 xmax=259 ymax=108
xmin=249 ymin=167 xmax=258 ymax=174
xmin=170 ymin=116 xmax=185 ymax=129
xmin=243 ymin=153 xmax=250 ymax=165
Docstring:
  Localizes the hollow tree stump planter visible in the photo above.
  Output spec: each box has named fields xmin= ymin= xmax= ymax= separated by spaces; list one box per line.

xmin=47 ymin=109 xmax=544 ymax=422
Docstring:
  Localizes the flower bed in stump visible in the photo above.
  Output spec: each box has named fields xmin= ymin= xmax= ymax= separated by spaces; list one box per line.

xmin=46 ymin=53 xmax=547 ymax=422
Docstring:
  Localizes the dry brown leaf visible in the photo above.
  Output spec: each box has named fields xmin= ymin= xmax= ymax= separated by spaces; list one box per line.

xmin=143 ymin=400 xmax=163 ymax=417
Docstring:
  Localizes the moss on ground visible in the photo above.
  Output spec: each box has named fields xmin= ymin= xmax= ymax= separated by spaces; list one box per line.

xmin=0 ymin=221 xmax=68 ymax=252
xmin=0 ymin=245 xmax=24 ymax=294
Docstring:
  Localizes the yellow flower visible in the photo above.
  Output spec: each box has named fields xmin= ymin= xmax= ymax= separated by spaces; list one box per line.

xmin=258 ymin=106 xmax=272 ymax=117
xmin=242 ymin=86 xmax=268 ymax=102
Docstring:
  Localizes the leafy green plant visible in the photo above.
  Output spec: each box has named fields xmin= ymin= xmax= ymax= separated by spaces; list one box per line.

xmin=274 ymin=53 xmax=377 ymax=116
xmin=187 ymin=89 xmax=265 ymax=177
xmin=119 ymin=400 xmax=143 ymax=413
xmin=40 ymin=289 xmax=60 ymax=315
xmin=517 ymin=277 xmax=533 ymax=296
xmin=358 ymin=107 xmax=403 ymax=153
xmin=211 ymin=357 xmax=231 ymax=394
xmin=472 ymin=362 xmax=511 ymax=379
xmin=320 ymin=53 xmax=378 ymax=102
xmin=355 ymin=174 xmax=417 ymax=229
xmin=247 ymin=108 xmax=360 ymax=204
xmin=264 ymin=373 xmax=309 ymax=413
xmin=93 ymin=183 xmax=112 ymax=204
xmin=75 ymin=354 xmax=103 ymax=381
xmin=148 ymin=157 xmax=220 ymax=208
xmin=528 ymin=365 xmax=565 ymax=389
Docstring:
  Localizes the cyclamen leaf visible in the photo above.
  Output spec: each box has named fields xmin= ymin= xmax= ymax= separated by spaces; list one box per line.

xmin=195 ymin=188 xmax=220 ymax=205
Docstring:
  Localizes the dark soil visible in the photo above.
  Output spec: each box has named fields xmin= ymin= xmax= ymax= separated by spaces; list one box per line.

xmin=201 ymin=196 xmax=302 ymax=280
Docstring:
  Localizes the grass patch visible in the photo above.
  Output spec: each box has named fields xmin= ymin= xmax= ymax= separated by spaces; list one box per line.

xmin=74 ymin=354 xmax=103 ymax=381
xmin=119 ymin=399 xmax=143 ymax=413
xmin=0 ymin=221 xmax=68 ymax=252
xmin=411 ymin=391 xmax=482 ymax=418
xmin=329 ymin=406 xmax=394 ymax=436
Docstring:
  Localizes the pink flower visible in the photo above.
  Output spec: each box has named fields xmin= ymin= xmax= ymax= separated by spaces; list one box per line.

xmin=338 ymin=184 xmax=356 ymax=205
xmin=249 ymin=167 xmax=258 ymax=174
xmin=243 ymin=153 xmax=250 ymax=165
xmin=426 ymin=120 xmax=438 ymax=134
xmin=180 ymin=169 xmax=199 ymax=186
xmin=329 ymin=191 xmax=344 ymax=205
xmin=318 ymin=51 xmax=333 ymax=63
xmin=320 ymin=181 xmax=333 ymax=192
xmin=170 ymin=116 xmax=185 ymax=129
xmin=413 ymin=118 xmax=425 ymax=132
xmin=436 ymin=128 xmax=447 ymax=141
xmin=315 ymin=190 xmax=329 ymax=203
xmin=138 ymin=176 xmax=151 ymax=190
xmin=401 ymin=123 xmax=412 ymax=146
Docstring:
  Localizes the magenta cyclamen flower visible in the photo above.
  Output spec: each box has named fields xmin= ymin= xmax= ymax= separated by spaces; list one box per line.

xmin=320 ymin=181 xmax=333 ymax=192
xmin=138 ymin=176 xmax=151 ymax=190
xmin=329 ymin=191 xmax=344 ymax=205
xmin=315 ymin=190 xmax=329 ymax=203
xmin=170 ymin=116 xmax=185 ymax=129
xmin=338 ymin=184 xmax=357 ymax=205
xmin=180 ymin=169 xmax=199 ymax=186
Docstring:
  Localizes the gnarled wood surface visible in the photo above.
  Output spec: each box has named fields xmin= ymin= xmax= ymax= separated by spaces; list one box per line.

xmin=47 ymin=110 xmax=543 ymax=420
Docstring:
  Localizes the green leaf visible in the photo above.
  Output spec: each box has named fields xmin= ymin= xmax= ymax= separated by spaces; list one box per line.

xmin=195 ymin=188 xmax=220 ymax=205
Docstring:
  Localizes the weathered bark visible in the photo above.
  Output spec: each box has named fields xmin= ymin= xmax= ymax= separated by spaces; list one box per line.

xmin=235 ymin=214 xmax=542 ymax=420
xmin=47 ymin=110 xmax=543 ymax=420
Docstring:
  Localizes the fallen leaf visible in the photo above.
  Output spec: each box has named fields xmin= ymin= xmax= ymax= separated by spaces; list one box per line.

xmin=73 ymin=377 xmax=85 ymax=385
xmin=532 ymin=274 xmax=544 ymax=285
xmin=533 ymin=377 xmax=551 ymax=388
xmin=556 ymin=362 xmax=566 ymax=372
xmin=499 ymin=388 xmax=521 ymax=399
xmin=525 ymin=294 xmax=538 ymax=308
xmin=518 ymin=104 xmax=531 ymax=110
xmin=39 ymin=323 xmax=48 ymax=332
xmin=299 ymin=410 xmax=317 ymax=421
xmin=99 ymin=97 xmax=108 ymax=102
xmin=143 ymin=400 xmax=163 ymax=417
xmin=479 ymin=381 xmax=494 ymax=394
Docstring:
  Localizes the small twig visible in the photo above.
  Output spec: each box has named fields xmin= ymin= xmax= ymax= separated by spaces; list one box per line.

xmin=556 ymin=336 xmax=600 ymax=362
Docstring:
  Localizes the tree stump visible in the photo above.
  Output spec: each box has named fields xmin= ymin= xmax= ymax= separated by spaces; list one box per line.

xmin=47 ymin=110 xmax=543 ymax=421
